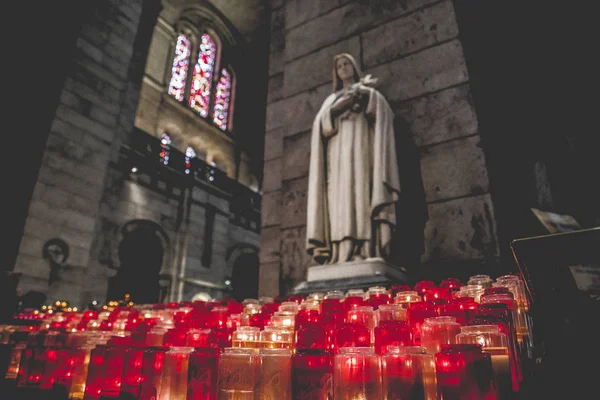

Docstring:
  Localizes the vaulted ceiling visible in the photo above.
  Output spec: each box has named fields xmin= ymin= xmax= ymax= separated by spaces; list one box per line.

xmin=162 ymin=0 xmax=270 ymax=40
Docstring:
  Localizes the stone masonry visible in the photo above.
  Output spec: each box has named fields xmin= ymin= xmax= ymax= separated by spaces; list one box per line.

xmin=260 ymin=0 xmax=499 ymax=295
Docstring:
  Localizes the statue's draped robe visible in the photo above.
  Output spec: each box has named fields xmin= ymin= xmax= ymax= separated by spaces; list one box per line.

xmin=307 ymin=86 xmax=401 ymax=261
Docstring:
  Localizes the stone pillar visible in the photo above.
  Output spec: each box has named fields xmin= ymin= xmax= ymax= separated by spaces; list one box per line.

xmin=13 ymin=1 xmax=160 ymax=306
xmin=260 ymin=0 xmax=499 ymax=295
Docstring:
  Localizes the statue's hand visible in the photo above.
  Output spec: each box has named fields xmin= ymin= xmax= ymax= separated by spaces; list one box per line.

xmin=331 ymin=92 xmax=354 ymax=113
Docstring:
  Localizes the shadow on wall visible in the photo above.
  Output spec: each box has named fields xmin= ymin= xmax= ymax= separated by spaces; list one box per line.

xmin=390 ymin=116 xmax=429 ymax=279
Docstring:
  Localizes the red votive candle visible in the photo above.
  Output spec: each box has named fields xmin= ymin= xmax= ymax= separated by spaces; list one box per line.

xmin=138 ymin=346 xmax=166 ymax=400
xmin=334 ymin=323 xmax=370 ymax=353
xmin=440 ymin=278 xmax=463 ymax=291
xmin=435 ymin=344 xmax=496 ymax=400
xmin=406 ymin=302 xmax=437 ymax=346
xmin=414 ymin=281 xmax=436 ymax=296
xmin=293 ymin=326 xmax=333 ymax=400
xmin=187 ymin=347 xmax=219 ymax=400
xmin=334 ymin=347 xmax=382 ymax=399
xmin=374 ymin=320 xmax=412 ymax=355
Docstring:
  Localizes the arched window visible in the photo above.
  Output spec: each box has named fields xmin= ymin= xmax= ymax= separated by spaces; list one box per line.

xmin=159 ymin=134 xmax=171 ymax=165
xmin=184 ymin=146 xmax=196 ymax=174
xmin=212 ymin=68 xmax=233 ymax=131
xmin=188 ymin=33 xmax=217 ymax=118
xmin=167 ymin=34 xmax=191 ymax=101
xmin=166 ymin=30 xmax=234 ymax=132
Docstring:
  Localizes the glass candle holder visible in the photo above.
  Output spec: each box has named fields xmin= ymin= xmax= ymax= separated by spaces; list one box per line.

xmin=346 ymin=306 xmax=377 ymax=344
xmin=435 ymin=344 xmax=496 ymax=400
xmin=420 ymin=316 xmax=462 ymax=355
xmin=295 ymin=309 xmax=321 ymax=329
xmin=406 ymin=302 xmax=437 ymax=346
xmin=374 ymin=320 xmax=412 ymax=355
xmin=232 ymin=326 xmax=260 ymax=349
xmin=257 ymin=348 xmax=292 ymax=400
xmin=278 ymin=302 xmax=300 ymax=314
xmin=472 ymin=305 xmax=521 ymax=390
xmin=187 ymin=347 xmax=219 ymax=400
xmin=260 ymin=326 xmax=294 ymax=349
xmin=67 ymin=346 xmax=93 ymax=400
xmin=158 ymin=346 xmax=194 ymax=400
xmin=439 ymin=298 xmax=478 ymax=325
xmin=455 ymin=285 xmax=485 ymax=303
xmin=119 ymin=347 xmax=145 ymax=400
xmin=299 ymin=300 xmax=321 ymax=312
xmin=456 ymin=325 xmax=512 ymax=399
xmin=138 ymin=346 xmax=166 ymax=400
xmin=382 ymin=346 xmax=439 ymax=400
xmin=334 ymin=347 xmax=382 ymax=400
xmin=83 ymin=344 xmax=111 ymax=400
xmin=334 ymin=324 xmax=371 ymax=353
xmin=394 ymin=291 xmax=422 ymax=308
xmin=217 ymin=348 xmax=258 ymax=399
xmin=292 ymin=325 xmax=333 ymax=398
xmin=377 ymin=303 xmax=407 ymax=322
xmin=439 ymin=278 xmax=462 ymax=291
xmin=307 ymin=292 xmax=325 ymax=302
xmin=270 ymin=311 xmax=296 ymax=330
xmin=324 ymin=290 xmax=345 ymax=300
xmin=414 ymin=281 xmax=436 ymax=296
xmin=467 ymin=274 xmax=494 ymax=289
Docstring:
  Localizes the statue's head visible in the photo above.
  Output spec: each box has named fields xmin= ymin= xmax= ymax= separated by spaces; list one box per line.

xmin=333 ymin=53 xmax=362 ymax=92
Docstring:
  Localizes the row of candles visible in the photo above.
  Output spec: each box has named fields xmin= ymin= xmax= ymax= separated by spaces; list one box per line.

xmin=0 ymin=274 xmax=533 ymax=399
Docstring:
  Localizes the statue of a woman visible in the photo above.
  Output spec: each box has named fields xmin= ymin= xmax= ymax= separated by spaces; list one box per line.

xmin=306 ymin=53 xmax=401 ymax=264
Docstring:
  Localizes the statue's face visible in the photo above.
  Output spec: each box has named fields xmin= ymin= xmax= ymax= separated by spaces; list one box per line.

xmin=336 ymin=57 xmax=355 ymax=82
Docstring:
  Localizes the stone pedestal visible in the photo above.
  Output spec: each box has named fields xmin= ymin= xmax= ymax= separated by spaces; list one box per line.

xmin=291 ymin=257 xmax=408 ymax=294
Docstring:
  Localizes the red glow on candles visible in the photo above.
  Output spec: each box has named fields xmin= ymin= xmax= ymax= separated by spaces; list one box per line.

xmin=374 ymin=320 xmax=412 ymax=355
xmin=414 ymin=280 xmax=436 ymax=295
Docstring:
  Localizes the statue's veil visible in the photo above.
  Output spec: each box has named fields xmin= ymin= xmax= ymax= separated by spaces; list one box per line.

xmin=332 ymin=53 xmax=362 ymax=92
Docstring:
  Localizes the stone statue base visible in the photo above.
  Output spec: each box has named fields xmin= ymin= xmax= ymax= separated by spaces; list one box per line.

xmin=291 ymin=257 xmax=408 ymax=294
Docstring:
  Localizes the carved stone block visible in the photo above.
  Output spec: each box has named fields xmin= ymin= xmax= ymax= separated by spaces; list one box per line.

xmin=281 ymin=177 xmax=308 ymax=228
xmin=268 ymin=73 xmax=284 ymax=103
xmin=420 ymin=135 xmax=489 ymax=202
xmin=259 ymin=261 xmax=280 ymax=297
xmin=280 ymin=226 xmax=312 ymax=291
xmin=266 ymin=83 xmax=330 ymax=135
xmin=366 ymin=39 xmax=468 ymax=103
xmin=261 ymin=190 xmax=281 ymax=228
xmin=286 ymin=0 xmax=340 ymax=30
xmin=284 ymin=36 xmax=360 ymax=97
xmin=395 ymin=84 xmax=478 ymax=146
xmin=263 ymin=157 xmax=283 ymax=193
xmin=259 ymin=226 xmax=281 ymax=264
xmin=362 ymin=1 xmax=458 ymax=68
xmin=282 ymin=131 xmax=311 ymax=181
xmin=264 ymin=127 xmax=284 ymax=161
xmin=285 ymin=0 xmax=439 ymax=61
xmin=422 ymin=194 xmax=499 ymax=263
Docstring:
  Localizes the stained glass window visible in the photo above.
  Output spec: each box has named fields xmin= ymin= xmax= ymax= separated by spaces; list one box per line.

xmin=189 ymin=33 xmax=216 ymax=117
xmin=159 ymin=134 xmax=171 ymax=165
xmin=168 ymin=34 xmax=191 ymax=101
xmin=212 ymin=69 xmax=232 ymax=131
xmin=185 ymin=146 xmax=196 ymax=175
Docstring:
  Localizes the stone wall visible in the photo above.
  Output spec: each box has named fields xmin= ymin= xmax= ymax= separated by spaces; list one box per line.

xmin=12 ymin=1 xmax=261 ymax=307
xmin=14 ymin=1 xmax=149 ymax=305
xmin=260 ymin=0 xmax=499 ymax=295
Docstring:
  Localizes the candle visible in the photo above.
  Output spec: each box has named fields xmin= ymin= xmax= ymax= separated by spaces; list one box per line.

xmin=382 ymin=346 xmax=438 ymax=400
xmin=334 ymin=347 xmax=382 ymax=400
xmin=256 ymin=348 xmax=292 ymax=400
xmin=231 ymin=327 xmax=260 ymax=349
xmin=217 ymin=348 xmax=258 ymax=399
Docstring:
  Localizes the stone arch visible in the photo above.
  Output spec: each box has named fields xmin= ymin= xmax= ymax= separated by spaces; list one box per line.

xmin=226 ymin=243 xmax=259 ymax=302
xmin=106 ymin=219 xmax=171 ymax=304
